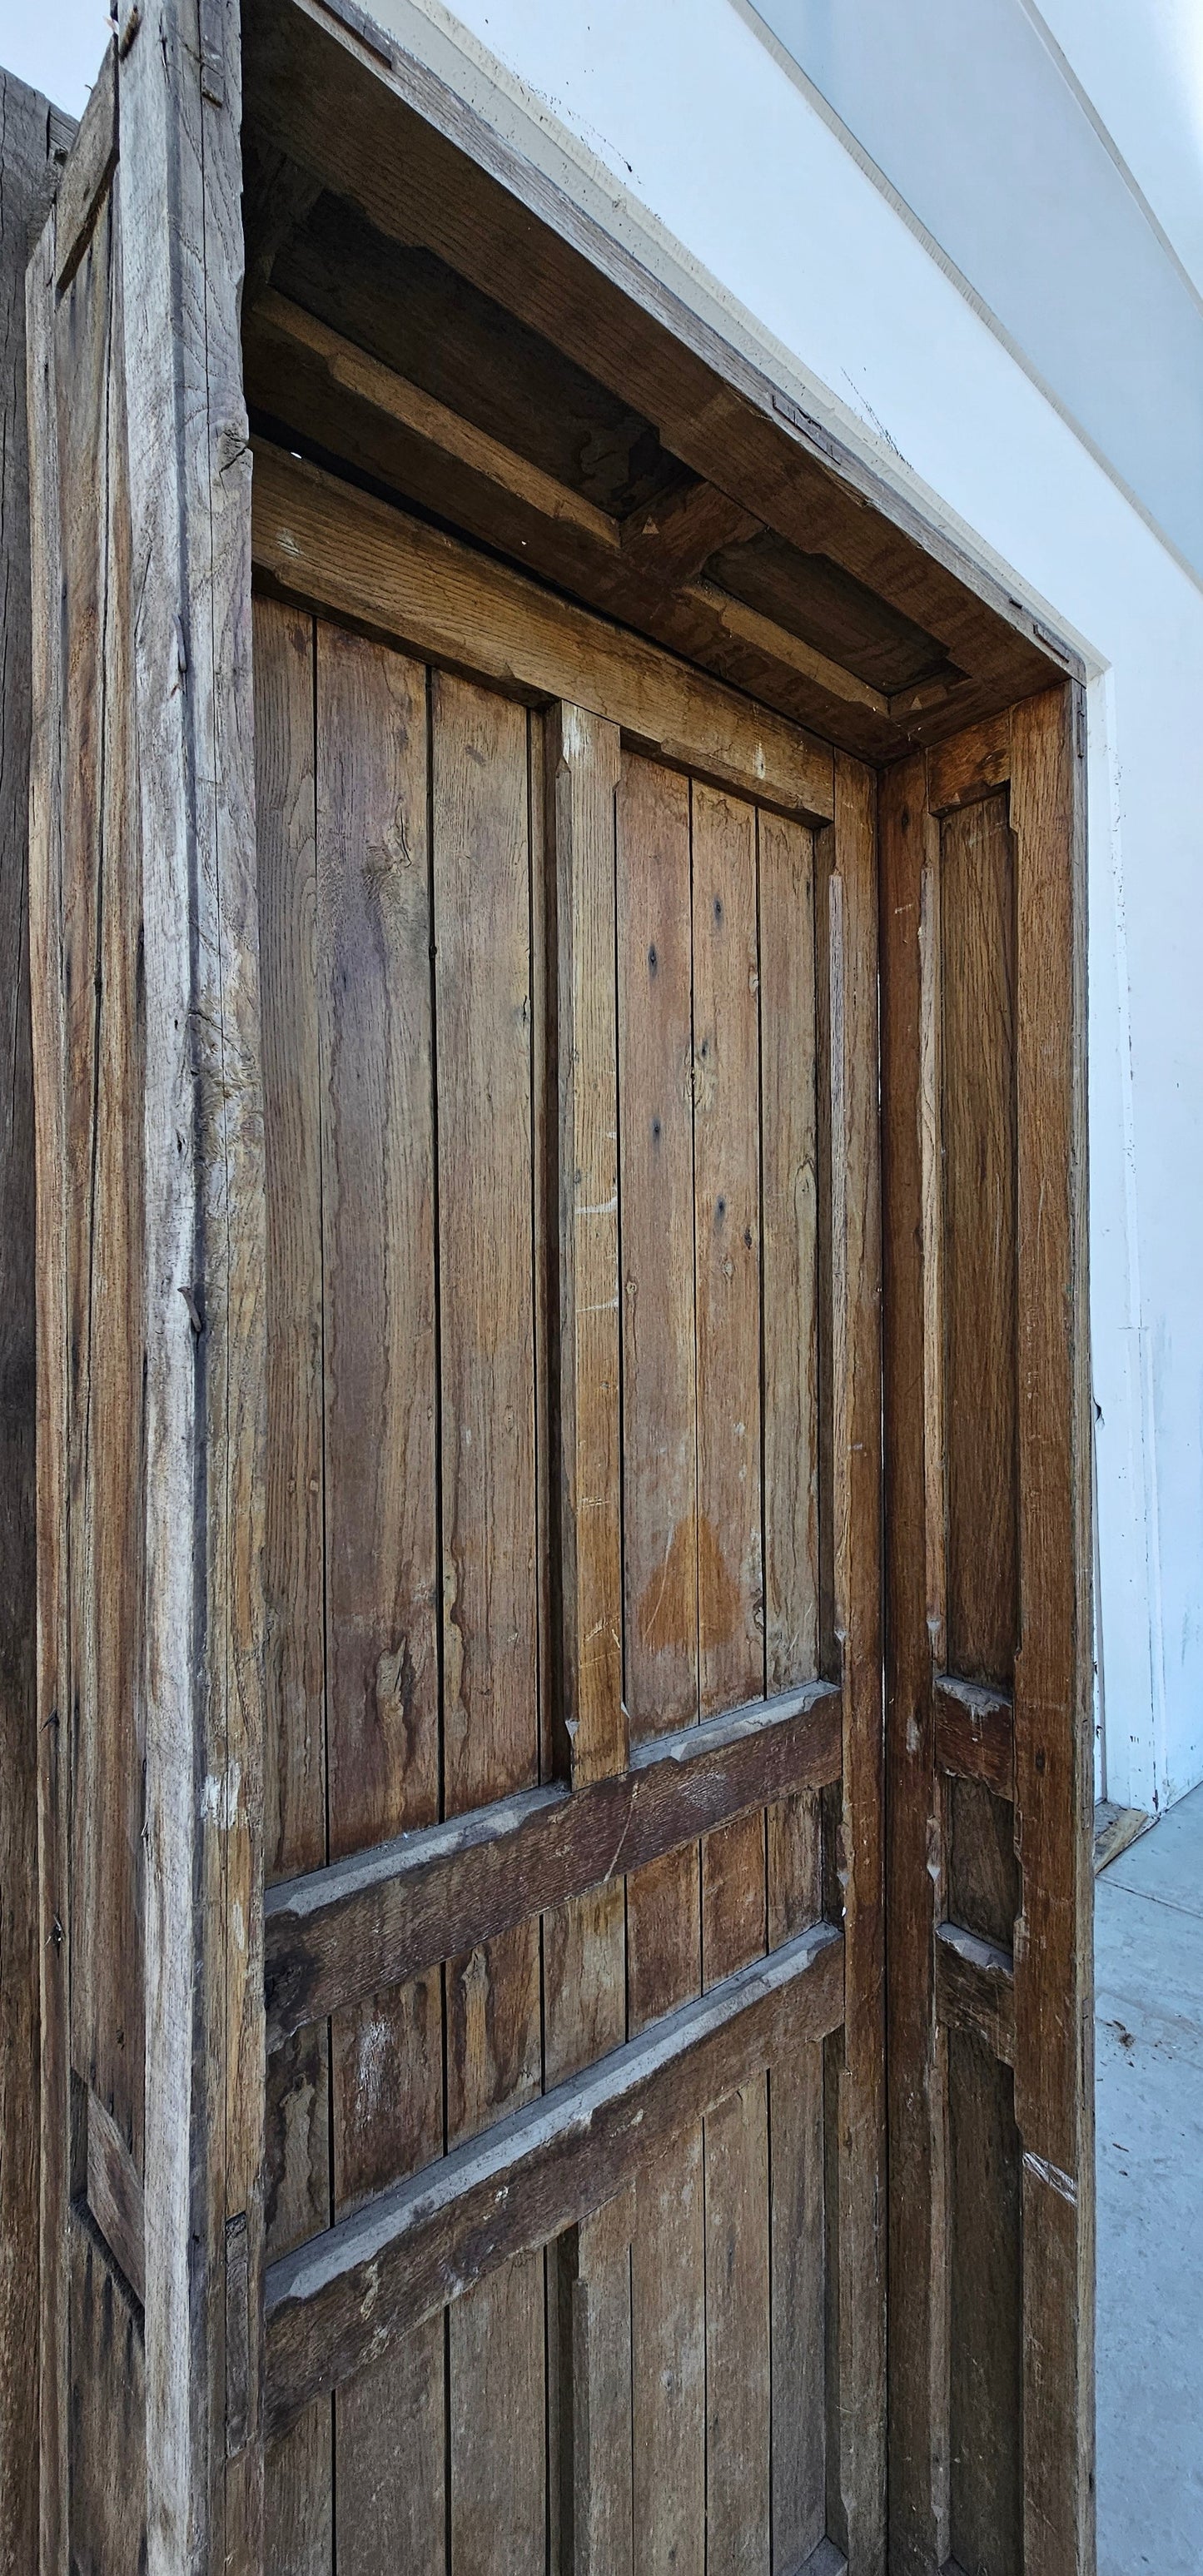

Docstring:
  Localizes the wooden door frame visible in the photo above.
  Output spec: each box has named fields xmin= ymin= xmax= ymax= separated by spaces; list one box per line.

xmin=25 ymin=4 xmax=1091 ymax=2570
xmin=880 ymin=698 xmax=1094 ymax=2576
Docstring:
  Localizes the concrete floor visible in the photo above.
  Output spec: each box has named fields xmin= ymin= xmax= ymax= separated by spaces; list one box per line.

xmin=1096 ymin=1780 xmax=1203 ymax=2574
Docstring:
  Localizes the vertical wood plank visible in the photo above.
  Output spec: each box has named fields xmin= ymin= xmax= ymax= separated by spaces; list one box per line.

xmin=263 ymin=2024 xmax=332 ymax=2576
xmin=692 ymin=779 xmax=770 ymax=2571
xmin=1010 ymin=686 xmax=1094 ymax=2576
xmin=759 ymin=803 xmax=827 ymax=2564
xmin=550 ymin=703 xmax=625 ymax=1784
xmin=27 ymin=199 xmax=72 ymax=2576
xmin=0 ymin=83 xmax=72 ymax=2575
xmin=256 ymin=596 xmax=333 ymax=2569
xmin=314 ymin=622 xmax=445 ymax=2574
xmin=879 ymin=752 xmax=947 ymax=2576
xmin=544 ymin=704 xmax=632 ymax=2573
xmin=435 ymin=670 xmax=544 ymax=2576
xmin=617 ymin=751 xmax=704 ymax=2576
xmin=942 ymin=793 xmax=1018 ymax=1685
xmin=822 ymin=753 xmax=886 ymax=2576
xmin=117 ymin=1 xmax=267 ymax=2558
xmin=257 ymin=599 xmax=325 ymax=1888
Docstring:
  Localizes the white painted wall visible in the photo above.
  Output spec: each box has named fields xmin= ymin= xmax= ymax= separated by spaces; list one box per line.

xmin=374 ymin=0 xmax=1201 ymax=1813
xmin=25 ymin=0 xmax=1203 ymax=1812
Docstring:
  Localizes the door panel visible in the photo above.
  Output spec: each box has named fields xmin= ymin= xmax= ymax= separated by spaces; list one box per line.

xmin=253 ymin=476 xmax=883 ymax=2573
xmin=881 ymin=692 xmax=1093 ymax=2576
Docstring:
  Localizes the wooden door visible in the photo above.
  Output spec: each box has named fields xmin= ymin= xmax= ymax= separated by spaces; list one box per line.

xmin=251 ymin=446 xmax=884 ymax=2574
xmin=880 ymin=699 xmax=1094 ymax=2576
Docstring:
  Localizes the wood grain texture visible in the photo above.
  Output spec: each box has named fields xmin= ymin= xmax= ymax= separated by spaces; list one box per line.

xmin=1010 ymin=686 xmax=1094 ymax=2576
xmin=256 ymin=599 xmax=326 ymax=1885
xmin=266 ymin=1651 xmax=839 ymax=2049
xmin=2 ymin=77 xmax=73 ymax=2576
xmin=265 ymin=1925 xmax=840 ymax=2427
xmin=935 ymin=1678 xmax=1015 ymax=1801
xmin=433 ymin=671 xmax=545 ymax=2575
xmin=87 ymin=2087 xmax=146 ymax=2306
xmin=879 ymin=751 xmax=946 ymax=2575
xmin=550 ymin=704 xmax=625 ymax=1784
xmin=614 ymin=748 xmax=706 ymax=2573
xmin=822 ymin=753 xmax=886 ymax=2574
xmin=255 ymin=594 xmax=332 ymax=2572
xmin=556 ymin=2187 xmax=636 ymax=2576
xmin=934 ymin=1924 xmax=1017 ymax=2069
xmin=115 ymin=2 xmax=267 ymax=2559
xmin=252 ymin=441 xmax=835 ymax=822
xmin=316 ymin=621 xmax=445 ymax=2575
xmin=941 ymin=792 xmax=1018 ymax=1685
xmin=26 ymin=196 xmax=72 ymax=2576
xmin=947 ymin=2031 xmax=1022 ymax=2576
xmin=67 ymin=2215 xmax=147 ymax=2576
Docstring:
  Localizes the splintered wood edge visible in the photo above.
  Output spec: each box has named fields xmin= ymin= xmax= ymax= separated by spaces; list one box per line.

xmin=263 ymin=1919 xmax=844 ymax=2434
xmin=934 ymin=1920 xmax=1016 ymax=2067
xmin=250 ymin=440 xmax=835 ymax=822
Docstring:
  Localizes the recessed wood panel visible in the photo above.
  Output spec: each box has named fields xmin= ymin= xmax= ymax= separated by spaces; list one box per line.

xmin=942 ymin=789 xmax=1018 ymax=1686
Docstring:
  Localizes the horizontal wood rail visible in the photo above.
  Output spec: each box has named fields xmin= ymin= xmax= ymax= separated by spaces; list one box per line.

xmin=250 ymin=440 xmax=835 ymax=821
xmin=266 ymin=1678 xmax=841 ymax=2046
xmin=933 ymin=1674 xmax=1014 ymax=1800
xmin=264 ymin=1917 xmax=844 ymax=2437
xmin=934 ymin=1920 xmax=1016 ymax=2067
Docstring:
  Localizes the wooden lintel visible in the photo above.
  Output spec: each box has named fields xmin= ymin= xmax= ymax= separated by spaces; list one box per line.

xmin=250 ymin=440 xmax=835 ymax=820
xmin=266 ymin=1678 xmax=842 ymax=2046
xmin=933 ymin=1673 xmax=1015 ymax=1800
xmin=264 ymin=1919 xmax=844 ymax=2437
xmin=934 ymin=1920 xmax=1016 ymax=2067
xmin=85 ymin=2086 xmax=146 ymax=2306
xmin=250 ymin=287 xmax=623 ymax=552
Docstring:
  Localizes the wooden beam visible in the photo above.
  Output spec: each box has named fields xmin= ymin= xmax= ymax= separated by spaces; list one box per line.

xmin=86 ymin=2089 xmax=146 ymax=2307
xmin=682 ymin=577 xmax=890 ymax=717
xmin=266 ymin=1678 xmax=842 ymax=2046
xmin=264 ymin=1920 xmax=845 ymax=2438
xmin=933 ymin=1676 xmax=1015 ymax=1800
xmin=933 ymin=1922 xmax=1016 ymax=2067
xmin=251 ymin=286 xmax=622 ymax=550
xmin=53 ymin=42 xmax=116 ymax=291
xmin=251 ymin=440 xmax=835 ymax=820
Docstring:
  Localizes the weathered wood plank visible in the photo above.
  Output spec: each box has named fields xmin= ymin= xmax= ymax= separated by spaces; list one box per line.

xmin=935 ymin=1677 xmax=1015 ymax=1801
xmin=253 ymin=286 xmax=621 ymax=550
xmin=266 ymin=1682 xmax=840 ymax=2041
xmin=315 ymin=619 xmax=445 ymax=2574
xmin=4 ymin=78 xmax=73 ymax=2576
xmin=252 ymin=442 xmax=834 ymax=821
xmin=822 ymin=753 xmax=886 ymax=2572
xmin=550 ymin=704 xmax=625 ymax=1784
xmin=434 ymin=671 xmax=545 ymax=2575
xmin=942 ymin=792 xmax=1018 ymax=1686
xmin=53 ymin=45 xmax=116 ymax=292
xmin=555 ymin=2187 xmax=636 ymax=2576
xmin=26 ymin=192 xmax=72 ymax=2576
xmin=265 ymin=1922 xmax=844 ymax=2440
xmin=1010 ymin=685 xmax=1095 ymax=2576
xmin=116 ymin=0 xmax=267 ymax=2558
xmin=255 ymin=592 xmax=331 ymax=2572
xmin=933 ymin=1922 xmax=1016 ymax=2068
xmin=879 ymin=750 xmax=948 ymax=2574
xmin=924 ymin=709 xmax=1011 ymax=815
xmin=87 ymin=2087 xmax=146 ymax=2307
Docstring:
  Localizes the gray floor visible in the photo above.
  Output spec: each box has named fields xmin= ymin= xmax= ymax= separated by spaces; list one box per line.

xmin=1096 ymin=1780 xmax=1203 ymax=2574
